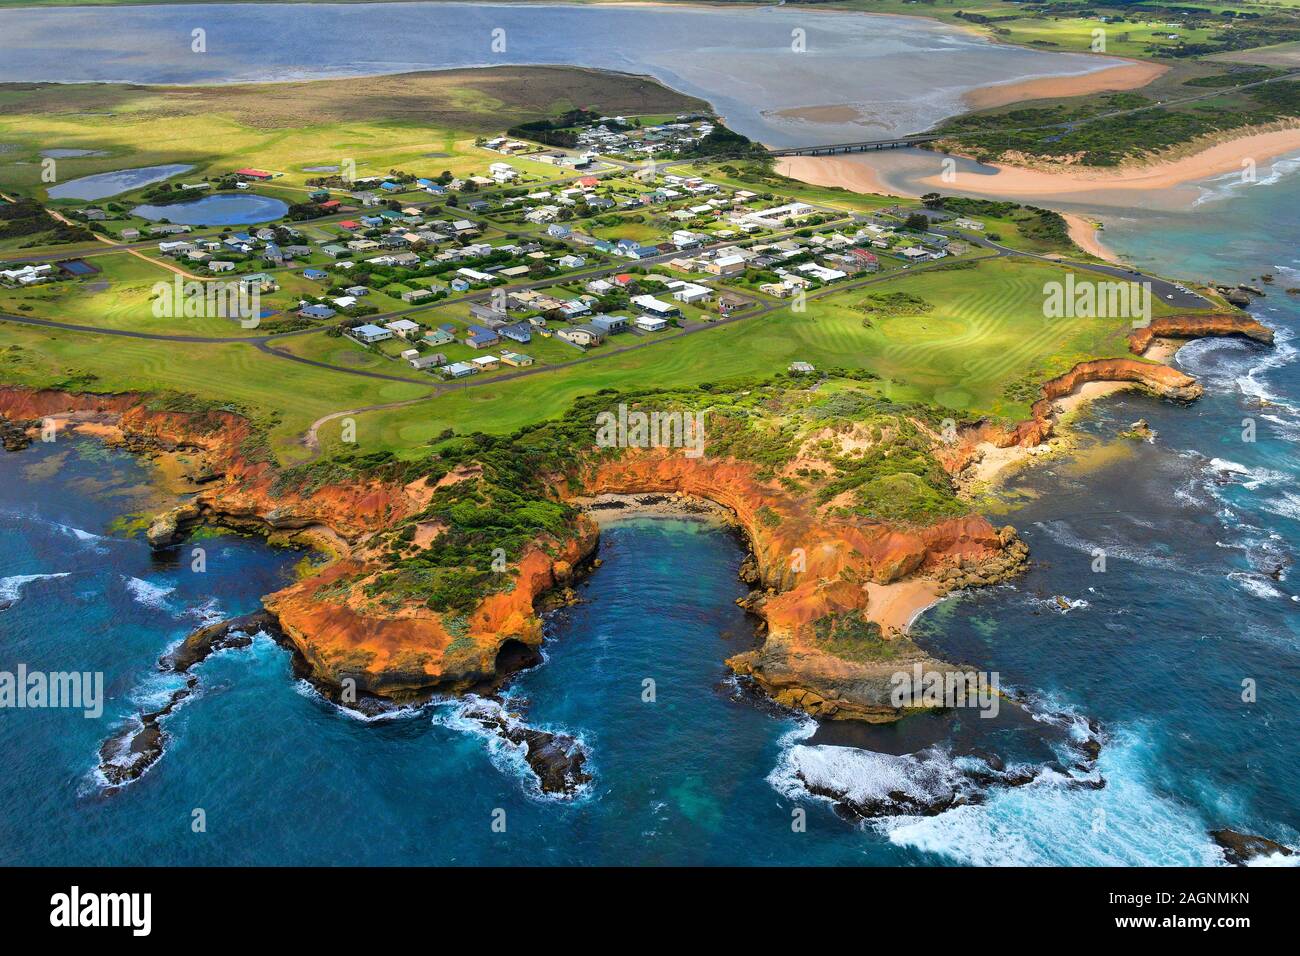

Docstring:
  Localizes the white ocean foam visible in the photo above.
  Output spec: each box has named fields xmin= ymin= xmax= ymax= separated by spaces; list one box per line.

xmin=1226 ymin=571 xmax=1286 ymax=601
xmin=769 ymin=743 xmax=967 ymax=813
xmin=186 ymin=596 xmax=225 ymax=626
xmin=1245 ymin=851 xmax=1300 ymax=867
xmin=122 ymin=575 xmax=175 ymax=611
xmin=1261 ymin=491 xmax=1300 ymax=522
xmin=0 ymin=571 xmax=71 ymax=603
xmin=293 ymin=678 xmax=431 ymax=722
xmin=1193 ymin=156 xmax=1300 ymax=208
xmin=1207 ymin=458 xmax=1290 ymax=490
xmin=1033 ymin=520 xmax=1187 ymax=572
xmin=876 ymin=729 xmax=1224 ymax=866
xmin=431 ymin=695 xmax=594 ymax=802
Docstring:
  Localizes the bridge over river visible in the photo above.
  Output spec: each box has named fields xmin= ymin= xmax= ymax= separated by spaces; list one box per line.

xmin=767 ymin=135 xmax=939 ymax=157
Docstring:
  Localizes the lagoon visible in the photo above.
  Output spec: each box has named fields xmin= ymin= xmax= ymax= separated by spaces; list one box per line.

xmin=0 ymin=2 xmax=1122 ymax=147
xmin=131 ymin=193 xmax=289 ymax=226
xmin=47 ymin=163 xmax=194 ymax=201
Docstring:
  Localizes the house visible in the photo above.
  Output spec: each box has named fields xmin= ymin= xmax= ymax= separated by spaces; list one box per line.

xmin=499 ymin=322 xmax=533 ymax=344
xmin=590 ymin=314 xmax=629 ymax=335
xmin=120 ymin=228 xmax=140 ymax=241
xmin=386 ymin=319 xmax=422 ymax=340
xmin=471 ymin=355 xmax=501 ymax=372
xmin=401 ymin=288 xmax=434 ymax=304
xmin=408 ymin=352 xmax=447 ymax=370
xmin=634 ymin=315 xmax=669 ymax=332
xmin=789 ymin=361 xmax=816 ymax=374
xmin=670 ymin=281 xmax=712 ymax=305
xmin=369 ymin=251 xmax=421 ymax=268
xmin=630 ymin=294 xmax=679 ymax=318
xmin=546 ymin=224 xmax=572 ymax=240
xmin=332 ymin=296 xmax=358 ymax=310
xmin=304 ymin=268 xmax=329 ymax=281
xmin=559 ymin=299 xmax=592 ymax=320
xmin=441 ymin=362 xmax=477 ymax=378
xmin=500 ymin=351 xmax=534 ymax=367
xmin=321 ymin=244 xmax=348 ymax=259
xmin=557 ymin=254 xmax=586 ymax=269
xmin=208 ymin=261 xmax=236 ymax=273
xmin=464 ymin=325 xmax=500 ymax=349
xmin=718 ymin=293 xmax=750 ymax=315
xmin=350 ymin=323 xmax=392 ymax=344
xmin=235 ymin=168 xmax=274 ymax=181
xmin=345 ymin=285 xmax=369 ymax=298
xmin=241 ymin=272 xmax=278 ymax=293
xmin=469 ymin=303 xmax=509 ymax=327
xmin=586 ymin=279 xmax=614 ymax=295
xmin=298 ymin=304 xmax=336 ymax=320
xmin=556 ymin=324 xmax=604 ymax=348
xmin=705 ymin=254 xmax=746 ymax=276
xmin=423 ymin=327 xmax=455 ymax=346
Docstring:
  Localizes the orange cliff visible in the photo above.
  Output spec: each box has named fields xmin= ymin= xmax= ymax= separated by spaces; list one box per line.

xmin=1129 ymin=313 xmax=1274 ymax=355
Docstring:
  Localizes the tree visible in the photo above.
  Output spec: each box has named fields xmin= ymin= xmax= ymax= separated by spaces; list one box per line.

xmin=904 ymin=213 xmax=930 ymax=232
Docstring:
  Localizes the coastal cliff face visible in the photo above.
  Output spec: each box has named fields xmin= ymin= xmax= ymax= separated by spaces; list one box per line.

xmin=0 ymin=305 xmax=1265 ymax=725
xmin=1129 ymin=312 xmax=1274 ymax=354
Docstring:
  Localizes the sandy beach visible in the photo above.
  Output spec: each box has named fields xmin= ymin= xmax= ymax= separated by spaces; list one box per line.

xmin=1062 ymin=213 xmax=1120 ymax=263
xmin=865 ymin=579 xmax=946 ymax=635
xmin=964 ymin=60 xmax=1168 ymax=110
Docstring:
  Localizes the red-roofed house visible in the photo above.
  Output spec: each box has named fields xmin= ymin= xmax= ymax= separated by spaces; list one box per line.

xmin=613 ymin=273 xmax=634 ymax=287
xmin=319 ymin=200 xmax=341 ymax=211
xmin=578 ymin=176 xmax=599 ymax=188
xmin=235 ymin=168 xmax=274 ymax=180
xmin=339 ymin=220 xmax=360 ymax=231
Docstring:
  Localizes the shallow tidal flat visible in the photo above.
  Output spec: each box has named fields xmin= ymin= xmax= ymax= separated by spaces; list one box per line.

xmin=0 ymin=2 xmax=1122 ymax=146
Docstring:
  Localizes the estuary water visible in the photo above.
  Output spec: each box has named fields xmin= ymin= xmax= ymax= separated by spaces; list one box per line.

xmin=0 ymin=2 xmax=1121 ymax=146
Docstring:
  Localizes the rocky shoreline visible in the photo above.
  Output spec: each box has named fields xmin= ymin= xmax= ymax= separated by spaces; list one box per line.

xmin=0 ymin=310 xmax=1278 ymax=734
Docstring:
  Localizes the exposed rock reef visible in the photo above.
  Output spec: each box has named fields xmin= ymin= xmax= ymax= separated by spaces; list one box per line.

xmin=98 ymin=611 xmax=281 ymax=787
xmin=1210 ymin=828 xmax=1296 ymax=866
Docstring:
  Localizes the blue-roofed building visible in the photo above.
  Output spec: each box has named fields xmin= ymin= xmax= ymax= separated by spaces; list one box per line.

xmin=350 ymin=323 xmax=392 ymax=344
xmin=499 ymin=322 xmax=533 ymax=344
xmin=464 ymin=325 xmax=500 ymax=349
xmin=303 ymin=268 xmax=329 ymax=280
xmin=298 ymin=304 xmax=336 ymax=320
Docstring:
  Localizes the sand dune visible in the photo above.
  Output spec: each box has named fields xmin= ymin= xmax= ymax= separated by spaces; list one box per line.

xmin=964 ymin=60 xmax=1168 ymax=110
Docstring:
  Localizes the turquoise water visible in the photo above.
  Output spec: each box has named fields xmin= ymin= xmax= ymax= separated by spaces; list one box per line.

xmin=131 ymin=194 xmax=289 ymax=226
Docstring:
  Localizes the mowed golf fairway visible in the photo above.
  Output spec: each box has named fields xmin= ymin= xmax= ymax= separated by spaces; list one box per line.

xmin=327 ymin=257 xmax=1156 ymax=458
